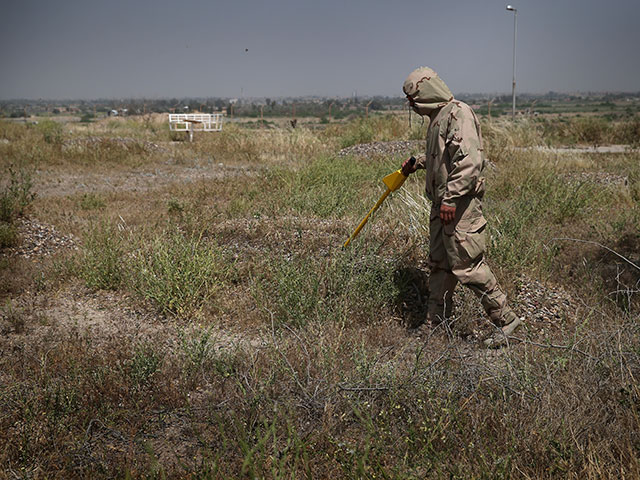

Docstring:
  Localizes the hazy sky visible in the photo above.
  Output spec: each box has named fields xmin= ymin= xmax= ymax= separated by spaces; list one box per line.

xmin=1 ymin=0 xmax=639 ymax=99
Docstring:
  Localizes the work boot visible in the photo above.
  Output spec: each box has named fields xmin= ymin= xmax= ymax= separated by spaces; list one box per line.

xmin=483 ymin=315 xmax=523 ymax=349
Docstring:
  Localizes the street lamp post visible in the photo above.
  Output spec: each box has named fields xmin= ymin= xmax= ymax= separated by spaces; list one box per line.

xmin=506 ymin=5 xmax=517 ymax=120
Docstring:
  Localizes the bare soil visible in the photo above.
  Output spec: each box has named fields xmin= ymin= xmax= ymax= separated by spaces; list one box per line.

xmin=33 ymin=160 xmax=259 ymax=199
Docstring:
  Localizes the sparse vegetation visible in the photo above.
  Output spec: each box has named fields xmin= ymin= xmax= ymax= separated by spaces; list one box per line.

xmin=1 ymin=113 xmax=639 ymax=478
xmin=78 ymin=192 xmax=106 ymax=210
xmin=129 ymin=228 xmax=231 ymax=318
xmin=0 ymin=164 xmax=36 ymax=223
xmin=0 ymin=164 xmax=35 ymax=253
xmin=80 ymin=220 xmax=126 ymax=290
xmin=36 ymin=118 xmax=64 ymax=145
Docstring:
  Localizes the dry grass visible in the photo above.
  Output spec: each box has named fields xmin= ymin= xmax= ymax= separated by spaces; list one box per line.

xmin=1 ymin=114 xmax=639 ymax=478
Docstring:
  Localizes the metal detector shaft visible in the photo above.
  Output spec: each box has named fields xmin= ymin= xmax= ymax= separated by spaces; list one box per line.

xmin=343 ymin=188 xmax=391 ymax=248
xmin=343 ymin=157 xmax=415 ymax=248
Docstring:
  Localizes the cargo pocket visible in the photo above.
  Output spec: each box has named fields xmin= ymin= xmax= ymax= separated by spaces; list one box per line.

xmin=454 ymin=218 xmax=487 ymax=262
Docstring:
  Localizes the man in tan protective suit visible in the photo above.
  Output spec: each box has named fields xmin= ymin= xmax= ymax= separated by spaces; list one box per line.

xmin=400 ymin=66 xmax=521 ymax=348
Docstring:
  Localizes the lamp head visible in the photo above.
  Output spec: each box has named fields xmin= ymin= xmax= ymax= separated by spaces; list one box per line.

xmin=506 ymin=5 xmax=516 ymax=11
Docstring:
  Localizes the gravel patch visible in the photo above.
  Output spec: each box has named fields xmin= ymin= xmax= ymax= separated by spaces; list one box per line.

xmin=514 ymin=275 xmax=577 ymax=325
xmin=63 ymin=136 xmax=168 ymax=154
xmin=563 ymin=171 xmax=629 ymax=187
xmin=2 ymin=217 xmax=78 ymax=259
xmin=338 ymin=140 xmax=423 ymax=157
xmin=519 ymin=145 xmax=636 ymax=154
xmin=411 ymin=273 xmax=579 ymax=348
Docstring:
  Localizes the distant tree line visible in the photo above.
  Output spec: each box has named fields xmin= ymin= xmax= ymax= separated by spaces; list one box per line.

xmin=1 ymin=92 xmax=639 ymax=119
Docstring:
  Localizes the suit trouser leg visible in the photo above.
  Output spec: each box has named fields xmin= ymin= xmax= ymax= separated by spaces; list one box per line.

xmin=429 ymin=213 xmax=516 ymax=327
xmin=427 ymin=213 xmax=458 ymax=321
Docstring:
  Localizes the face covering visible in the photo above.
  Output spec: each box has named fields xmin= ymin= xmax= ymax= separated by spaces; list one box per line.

xmin=403 ymin=66 xmax=454 ymax=117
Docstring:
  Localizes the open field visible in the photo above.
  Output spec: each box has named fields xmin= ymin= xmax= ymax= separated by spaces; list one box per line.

xmin=1 ymin=113 xmax=640 ymax=478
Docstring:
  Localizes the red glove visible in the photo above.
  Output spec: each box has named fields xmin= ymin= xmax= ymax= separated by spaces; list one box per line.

xmin=440 ymin=203 xmax=456 ymax=224
xmin=401 ymin=156 xmax=417 ymax=176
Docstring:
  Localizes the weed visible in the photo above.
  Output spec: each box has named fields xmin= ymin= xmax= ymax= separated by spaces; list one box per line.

xmin=130 ymin=228 xmax=231 ymax=317
xmin=189 ymin=124 xmax=326 ymax=164
xmin=78 ymin=192 xmax=106 ymax=210
xmin=128 ymin=343 xmax=163 ymax=390
xmin=565 ymin=116 xmax=611 ymax=146
xmin=339 ymin=118 xmax=375 ymax=148
xmin=0 ymin=222 xmax=18 ymax=249
xmin=80 ymin=220 xmax=125 ymax=290
xmin=1 ymin=301 xmax=26 ymax=334
xmin=167 ymin=197 xmax=185 ymax=214
xmin=258 ymin=243 xmax=399 ymax=327
xmin=0 ymin=164 xmax=36 ymax=222
xmin=179 ymin=326 xmax=216 ymax=373
xmin=326 ymin=115 xmax=413 ymax=148
xmin=36 ymin=119 xmax=64 ymax=145
xmin=178 ymin=326 xmax=236 ymax=385
xmin=277 ymin=154 xmax=394 ymax=218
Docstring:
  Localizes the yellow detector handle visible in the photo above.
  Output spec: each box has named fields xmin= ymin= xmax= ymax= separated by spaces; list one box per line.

xmin=343 ymin=157 xmax=414 ymax=248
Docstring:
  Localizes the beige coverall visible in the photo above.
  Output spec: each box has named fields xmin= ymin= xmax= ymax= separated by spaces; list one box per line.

xmin=403 ymin=67 xmax=516 ymax=327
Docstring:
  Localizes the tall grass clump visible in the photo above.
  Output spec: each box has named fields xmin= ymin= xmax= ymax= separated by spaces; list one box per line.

xmin=190 ymin=124 xmax=327 ymax=164
xmin=277 ymin=155 xmax=395 ymax=218
xmin=481 ymin=118 xmax=545 ymax=164
xmin=80 ymin=221 xmax=126 ymax=290
xmin=127 ymin=342 xmax=164 ymax=392
xmin=0 ymin=164 xmax=36 ymax=223
xmin=258 ymin=244 xmax=399 ymax=327
xmin=0 ymin=164 xmax=35 ymax=249
xmin=324 ymin=115 xmax=408 ymax=148
xmin=486 ymin=155 xmax=602 ymax=272
xmin=615 ymin=115 xmax=640 ymax=146
xmin=61 ymin=137 xmax=153 ymax=167
xmin=178 ymin=326 xmax=237 ymax=386
xmin=531 ymin=116 xmax=640 ymax=146
xmin=0 ymin=222 xmax=17 ymax=249
xmin=2 ymin=120 xmax=163 ymax=168
xmin=36 ymin=119 xmax=64 ymax=145
xmin=130 ymin=229 xmax=231 ymax=318
xmin=543 ymin=116 xmax=612 ymax=146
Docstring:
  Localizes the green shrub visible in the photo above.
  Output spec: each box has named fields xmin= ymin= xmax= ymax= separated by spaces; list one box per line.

xmin=571 ymin=116 xmax=611 ymax=145
xmin=278 ymin=155 xmax=394 ymax=218
xmin=339 ymin=119 xmax=374 ymax=148
xmin=79 ymin=113 xmax=94 ymax=124
xmin=80 ymin=221 xmax=125 ymax=290
xmin=178 ymin=326 xmax=235 ymax=383
xmin=0 ymin=301 xmax=26 ymax=333
xmin=614 ymin=116 xmax=640 ymax=146
xmin=128 ymin=343 xmax=163 ymax=390
xmin=259 ymin=245 xmax=399 ymax=327
xmin=0 ymin=165 xmax=36 ymax=223
xmin=167 ymin=197 xmax=185 ymax=214
xmin=488 ymin=168 xmax=600 ymax=271
xmin=130 ymin=229 xmax=230 ymax=318
xmin=36 ymin=119 xmax=63 ymax=145
xmin=320 ymin=114 xmax=413 ymax=149
xmin=0 ymin=222 xmax=18 ymax=249
xmin=78 ymin=193 xmax=105 ymax=211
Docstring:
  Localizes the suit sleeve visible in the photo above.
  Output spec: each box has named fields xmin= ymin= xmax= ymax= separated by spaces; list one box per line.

xmin=441 ymin=108 xmax=483 ymax=207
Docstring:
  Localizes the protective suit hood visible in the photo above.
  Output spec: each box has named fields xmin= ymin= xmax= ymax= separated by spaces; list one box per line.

xmin=403 ymin=67 xmax=454 ymax=116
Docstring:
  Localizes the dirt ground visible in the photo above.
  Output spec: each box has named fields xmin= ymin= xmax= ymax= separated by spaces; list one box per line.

xmin=6 ymin=140 xmax=590 ymax=357
xmin=2 ymin=117 xmax=639 ymax=476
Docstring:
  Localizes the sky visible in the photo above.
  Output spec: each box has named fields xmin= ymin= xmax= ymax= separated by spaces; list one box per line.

xmin=1 ymin=0 xmax=639 ymax=100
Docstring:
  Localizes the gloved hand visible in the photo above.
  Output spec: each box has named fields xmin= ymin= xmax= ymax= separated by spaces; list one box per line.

xmin=401 ymin=156 xmax=417 ymax=176
xmin=440 ymin=203 xmax=456 ymax=224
